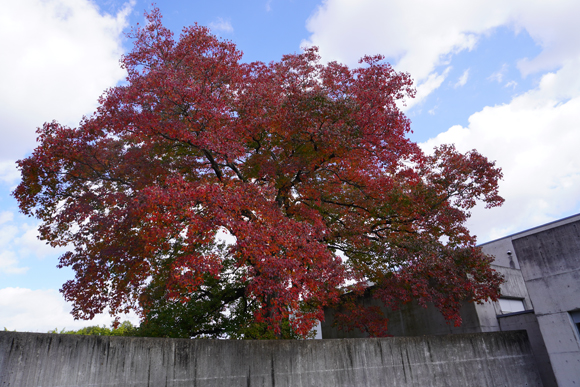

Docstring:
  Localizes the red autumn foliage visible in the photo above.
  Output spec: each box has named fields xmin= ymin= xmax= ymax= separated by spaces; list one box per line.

xmin=14 ymin=8 xmax=504 ymax=338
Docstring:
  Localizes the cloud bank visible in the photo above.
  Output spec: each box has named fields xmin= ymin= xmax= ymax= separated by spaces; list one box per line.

xmin=0 ymin=287 xmax=138 ymax=332
xmin=0 ymin=0 xmax=132 ymax=166
xmin=303 ymin=1 xmax=580 ymax=100
xmin=0 ymin=0 xmax=134 ymax=331
xmin=423 ymin=67 xmax=580 ymax=241
xmin=304 ymin=0 xmax=580 ymax=240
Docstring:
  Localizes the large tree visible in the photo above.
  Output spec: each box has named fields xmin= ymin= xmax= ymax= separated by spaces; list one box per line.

xmin=14 ymin=9 xmax=504 ymax=338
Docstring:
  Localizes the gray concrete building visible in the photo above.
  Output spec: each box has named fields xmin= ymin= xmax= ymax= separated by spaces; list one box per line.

xmin=321 ymin=213 xmax=580 ymax=387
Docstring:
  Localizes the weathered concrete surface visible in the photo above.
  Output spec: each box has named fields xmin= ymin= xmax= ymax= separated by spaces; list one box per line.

xmin=512 ymin=219 xmax=580 ymax=386
xmin=480 ymin=237 xmax=521 ymax=269
xmin=472 ymin=264 xmax=534 ymax=332
xmin=321 ymin=264 xmax=532 ymax=340
xmin=0 ymin=331 xmax=543 ymax=387
xmin=478 ymin=213 xmax=580 ymax=272
xmin=498 ymin=311 xmax=557 ymax=387
xmin=493 ymin=265 xmax=532 ymax=308
xmin=513 ymin=219 xmax=580 ymax=282
xmin=322 ymin=299 xmax=485 ymax=339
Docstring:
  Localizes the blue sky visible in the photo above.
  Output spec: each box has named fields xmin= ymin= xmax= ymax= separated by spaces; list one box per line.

xmin=2 ymin=0 xmax=580 ymax=331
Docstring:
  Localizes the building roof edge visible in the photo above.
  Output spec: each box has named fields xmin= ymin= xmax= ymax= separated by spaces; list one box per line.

xmin=478 ymin=212 xmax=580 ymax=247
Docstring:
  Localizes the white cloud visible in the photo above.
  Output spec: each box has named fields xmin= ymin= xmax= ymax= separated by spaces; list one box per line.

xmin=0 ymin=287 xmax=139 ymax=332
xmin=422 ymin=61 xmax=580 ymax=242
xmin=0 ymin=211 xmax=14 ymax=226
xmin=505 ymin=80 xmax=518 ymax=90
xmin=303 ymin=0 xmax=499 ymax=104
xmin=402 ymin=67 xmax=451 ymax=111
xmin=0 ymin=161 xmax=20 ymax=186
xmin=513 ymin=1 xmax=580 ymax=76
xmin=0 ymin=0 xmax=132 ymax=277
xmin=0 ymin=223 xmax=19 ymax=249
xmin=15 ymin=222 xmax=65 ymax=260
xmin=209 ymin=17 xmax=234 ymax=33
xmin=305 ymin=0 xmax=580 ymax=240
xmin=0 ymin=216 xmax=66 ymax=275
xmin=455 ymin=69 xmax=470 ymax=88
xmin=0 ymin=0 xmax=132 ymax=163
xmin=488 ymin=64 xmax=509 ymax=83
xmin=0 ymin=251 xmax=28 ymax=274
xmin=303 ymin=0 xmax=580 ymax=103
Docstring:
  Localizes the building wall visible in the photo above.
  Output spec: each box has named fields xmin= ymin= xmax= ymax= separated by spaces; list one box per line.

xmin=321 ymin=299 xmax=483 ymax=339
xmin=320 ymin=264 xmax=531 ymax=340
xmin=480 ymin=238 xmax=521 ymax=269
xmin=498 ymin=311 xmax=557 ymax=387
xmin=493 ymin=264 xmax=532 ymax=308
xmin=0 ymin=331 xmax=544 ymax=387
xmin=319 ymin=213 xmax=580 ymax=386
xmin=472 ymin=264 xmax=535 ymax=332
xmin=512 ymin=219 xmax=580 ymax=386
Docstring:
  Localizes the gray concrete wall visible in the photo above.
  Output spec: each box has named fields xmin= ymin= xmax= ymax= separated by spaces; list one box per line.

xmin=481 ymin=237 xmax=520 ymax=269
xmin=499 ymin=311 xmax=557 ymax=387
xmin=493 ymin=264 xmax=532 ymax=307
xmin=479 ymin=213 xmax=580 ymax=270
xmin=471 ymin=264 xmax=534 ymax=331
xmin=0 ymin=331 xmax=544 ymax=387
xmin=512 ymin=219 xmax=580 ymax=386
xmin=321 ymin=264 xmax=528 ymax=340
xmin=321 ymin=299 xmax=484 ymax=339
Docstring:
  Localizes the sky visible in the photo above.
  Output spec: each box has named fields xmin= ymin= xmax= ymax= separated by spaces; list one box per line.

xmin=1 ymin=0 xmax=580 ymax=332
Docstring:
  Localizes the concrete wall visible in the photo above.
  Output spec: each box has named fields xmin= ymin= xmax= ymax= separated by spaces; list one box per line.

xmin=319 ymin=214 xmax=580 ymax=386
xmin=321 ymin=299 xmax=484 ymax=339
xmin=479 ymin=213 xmax=580 ymax=271
xmin=512 ymin=219 xmax=580 ymax=386
xmin=481 ymin=238 xmax=520 ymax=269
xmin=0 ymin=331 xmax=544 ymax=387
xmin=498 ymin=311 xmax=557 ymax=387
xmin=321 ymin=264 xmax=529 ymax=340
xmin=493 ymin=264 xmax=533 ymax=308
xmin=470 ymin=264 xmax=535 ymax=333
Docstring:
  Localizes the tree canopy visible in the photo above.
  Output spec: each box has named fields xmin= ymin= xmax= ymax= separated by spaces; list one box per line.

xmin=14 ymin=9 xmax=504 ymax=339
